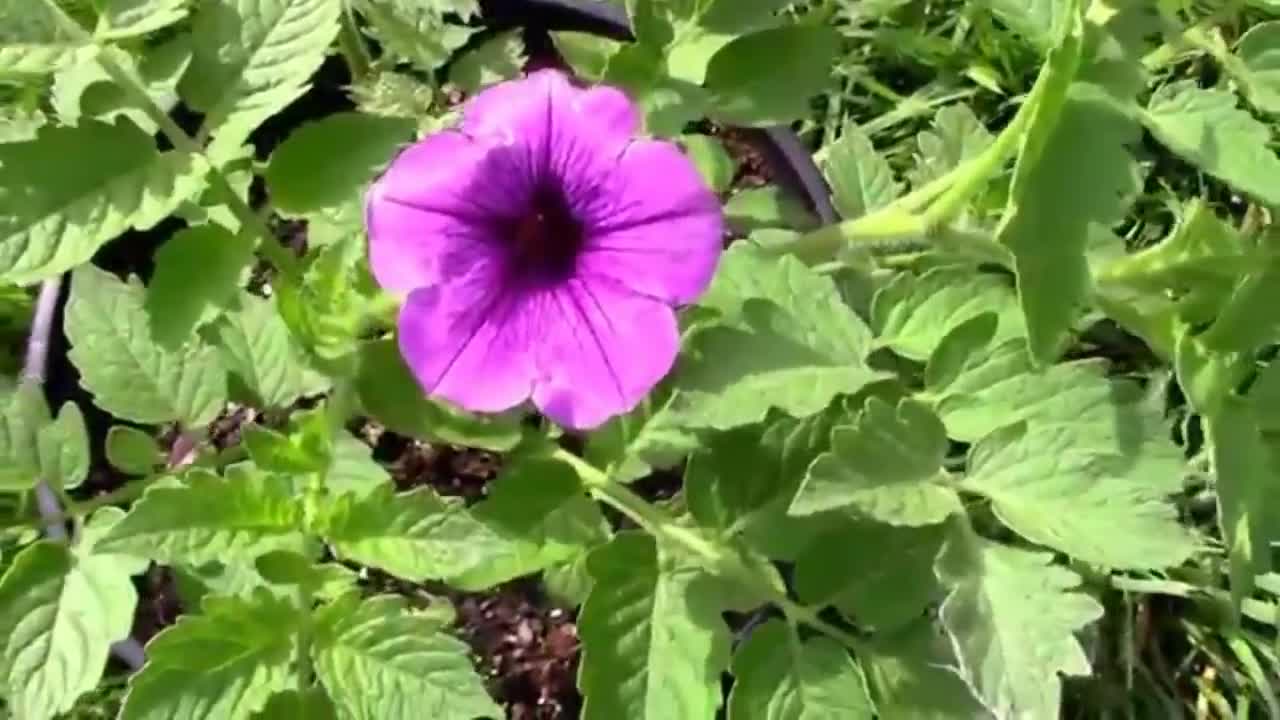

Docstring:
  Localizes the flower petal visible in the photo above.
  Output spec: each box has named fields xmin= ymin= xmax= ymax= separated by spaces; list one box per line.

xmin=462 ymin=70 xmax=639 ymax=209
xmin=531 ymin=278 xmax=679 ymax=430
xmin=397 ymin=259 xmax=537 ymax=414
xmin=462 ymin=69 xmax=638 ymax=146
xmin=577 ymin=140 xmax=725 ymax=303
xmin=366 ymin=131 xmax=513 ymax=291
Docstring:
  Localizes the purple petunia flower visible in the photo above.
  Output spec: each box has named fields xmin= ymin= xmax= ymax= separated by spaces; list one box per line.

xmin=365 ymin=70 xmax=725 ymax=430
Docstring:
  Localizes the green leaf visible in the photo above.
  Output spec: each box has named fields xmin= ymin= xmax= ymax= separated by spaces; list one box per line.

xmin=0 ymin=538 xmax=139 ymax=720
xmin=265 ymin=112 xmax=416 ymax=216
xmin=724 ymin=186 xmax=816 ymax=234
xmin=52 ymin=39 xmax=191 ymax=133
xmin=862 ymin=620 xmax=987 ymax=720
xmin=312 ymin=593 xmax=499 ymax=720
xmin=0 ymin=121 xmax=204 ymax=284
xmin=680 ymin=134 xmax=734 ymax=194
xmin=791 ymin=398 xmax=960 ymax=524
xmin=37 ymin=401 xmax=88 ymax=490
xmin=1249 ymin=358 xmax=1280 ymax=433
xmin=146 ymin=225 xmax=256 ymax=348
xmin=326 ymin=464 xmax=604 ymax=589
xmin=215 ymin=292 xmax=330 ymax=409
xmin=672 ymin=247 xmax=882 ymax=430
xmin=1238 ymin=21 xmax=1280 ymax=115
xmin=871 ymin=267 xmax=1023 ymax=362
xmin=686 ymin=406 xmax=843 ymax=560
xmin=794 ymin=521 xmax=945 ymax=632
xmin=961 ymin=422 xmax=1196 ymax=569
xmin=349 ymin=70 xmax=436 ymax=126
xmin=981 ymin=0 xmax=1063 ymax=50
xmin=354 ymin=0 xmax=474 ymax=73
xmin=932 ymin=338 xmax=1121 ymax=442
xmin=666 ymin=27 xmax=736 ymax=85
xmin=354 ymin=339 xmax=522 ymax=451
xmin=1098 ymin=199 xmax=1249 ymax=298
xmin=244 ymin=421 xmax=330 ymax=476
xmin=97 ymin=469 xmax=304 ymax=566
xmin=0 ymin=105 xmax=45 ymax=143
xmin=908 ymin=104 xmax=993 ymax=188
xmin=551 ymin=32 xmax=621 ymax=82
xmin=448 ymin=456 xmax=608 ymax=591
xmin=704 ymin=24 xmax=839 ymax=126
xmin=1206 ymin=396 xmax=1279 ymax=607
xmin=96 ymin=0 xmax=189 ymax=39
xmin=819 ymin=121 xmax=901 ymax=219
xmin=0 ymin=383 xmax=50 ymax=491
xmin=253 ymin=688 xmax=337 ymax=720
xmin=447 ymin=29 xmax=524 ymax=93
xmin=578 ymin=533 xmax=731 ymax=720
xmin=120 ymin=590 xmax=299 ymax=720
xmin=65 ymin=265 xmax=227 ymax=426
xmin=0 ymin=43 xmax=85 ymax=78
xmin=583 ymin=390 xmax=700 ymax=482
xmin=106 ymin=425 xmax=163 ymax=475
xmin=321 ymin=485 xmax=487 ymax=582
xmin=0 ymin=3 xmax=84 ymax=78
xmin=728 ymin=619 xmax=873 ymax=720
xmin=182 ymin=0 xmax=342 ymax=155
xmin=327 ymin=431 xmax=392 ymax=497
xmin=924 ymin=313 xmax=999 ymax=391
xmin=935 ymin=526 xmax=1103 ymax=719
xmin=1001 ymin=83 xmax=1142 ymax=363
xmin=1143 ymin=82 xmax=1280 ymax=207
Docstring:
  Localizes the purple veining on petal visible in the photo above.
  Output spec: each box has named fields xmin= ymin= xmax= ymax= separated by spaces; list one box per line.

xmin=366 ymin=69 xmax=725 ymax=430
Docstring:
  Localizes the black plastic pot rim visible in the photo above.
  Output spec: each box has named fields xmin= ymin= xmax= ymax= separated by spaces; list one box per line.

xmin=477 ymin=0 xmax=840 ymax=225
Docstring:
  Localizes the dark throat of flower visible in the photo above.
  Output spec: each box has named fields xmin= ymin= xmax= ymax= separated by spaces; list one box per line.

xmin=509 ymin=183 xmax=586 ymax=283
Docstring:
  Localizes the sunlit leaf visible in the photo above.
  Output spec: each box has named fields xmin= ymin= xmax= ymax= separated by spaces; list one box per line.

xmin=0 ymin=530 xmax=140 ymax=720
xmin=936 ymin=525 xmax=1103 ymax=719
xmin=704 ymin=24 xmax=839 ymax=126
xmin=792 ymin=398 xmax=959 ymax=524
xmin=66 ymin=265 xmax=227 ymax=426
xmin=182 ymin=0 xmax=342 ymax=155
xmin=961 ymin=422 xmax=1196 ymax=569
xmin=311 ymin=593 xmax=499 ymax=720
xmin=0 ymin=121 xmax=204 ymax=284
xmin=819 ymin=121 xmax=900 ymax=219
xmin=97 ymin=469 xmax=305 ymax=566
xmin=120 ymin=590 xmax=299 ymax=720
xmin=146 ymin=225 xmax=256 ymax=348
xmin=1143 ymin=81 xmax=1280 ymax=207
xmin=728 ymin=619 xmax=874 ymax=720
xmin=577 ymin=533 xmax=731 ymax=720
xmin=265 ymin=112 xmax=416 ymax=216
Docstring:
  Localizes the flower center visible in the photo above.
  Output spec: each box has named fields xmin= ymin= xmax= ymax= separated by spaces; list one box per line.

xmin=510 ymin=184 xmax=585 ymax=282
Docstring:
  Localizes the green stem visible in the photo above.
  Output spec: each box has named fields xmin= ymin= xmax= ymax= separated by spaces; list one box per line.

xmin=773 ymin=23 xmax=1086 ymax=267
xmin=921 ymin=23 xmax=1081 ymax=231
xmin=338 ymin=0 xmax=373 ymax=80
xmin=554 ymin=449 xmax=865 ymax=652
xmin=39 ymin=0 xmax=302 ymax=281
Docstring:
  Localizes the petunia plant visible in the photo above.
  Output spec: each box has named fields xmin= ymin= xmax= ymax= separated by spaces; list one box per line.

xmin=1 ymin=0 xmax=1279 ymax=718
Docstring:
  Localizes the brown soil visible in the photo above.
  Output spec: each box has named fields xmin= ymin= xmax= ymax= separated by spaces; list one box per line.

xmin=453 ymin=579 xmax=582 ymax=720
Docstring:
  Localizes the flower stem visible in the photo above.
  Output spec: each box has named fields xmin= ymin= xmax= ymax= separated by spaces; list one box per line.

xmin=554 ymin=449 xmax=865 ymax=652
